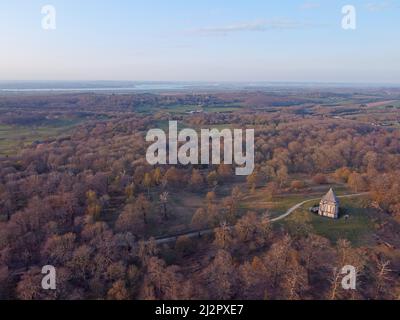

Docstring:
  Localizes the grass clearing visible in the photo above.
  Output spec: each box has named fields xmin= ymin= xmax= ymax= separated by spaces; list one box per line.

xmin=281 ymin=195 xmax=376 ymax=246
xmin=0 ymin=118 xmax=91 ymax=156
xmin=240 ymin=183 xmax=350 ymax=219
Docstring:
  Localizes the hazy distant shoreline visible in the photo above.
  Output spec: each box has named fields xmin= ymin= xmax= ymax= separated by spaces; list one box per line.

xmin=1 ymin=81 xmax=400 ymax=94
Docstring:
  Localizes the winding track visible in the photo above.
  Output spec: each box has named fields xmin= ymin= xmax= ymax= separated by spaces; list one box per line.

xmin=154 ymin=192 xmax=369 ymax=245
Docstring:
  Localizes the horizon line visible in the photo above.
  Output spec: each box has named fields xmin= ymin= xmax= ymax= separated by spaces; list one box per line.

xmin=1 ymin=80 xmax=400 ymax=86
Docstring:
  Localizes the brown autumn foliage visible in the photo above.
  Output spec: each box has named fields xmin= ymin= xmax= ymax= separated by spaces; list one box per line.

xmin=0 ymin=91 xmax=400 ymax=300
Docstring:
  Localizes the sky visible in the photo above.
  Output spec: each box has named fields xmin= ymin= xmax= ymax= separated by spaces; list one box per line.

xmin=0 ymin=0 xmax=399 ymax=83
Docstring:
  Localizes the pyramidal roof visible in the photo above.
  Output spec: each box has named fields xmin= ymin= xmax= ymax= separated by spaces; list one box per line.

xmin=322 ymin=188 xmax=339 ymax=203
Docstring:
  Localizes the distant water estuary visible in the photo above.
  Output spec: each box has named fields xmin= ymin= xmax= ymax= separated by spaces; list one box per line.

xmin=1 ymin=81 xmax=399 ymax=94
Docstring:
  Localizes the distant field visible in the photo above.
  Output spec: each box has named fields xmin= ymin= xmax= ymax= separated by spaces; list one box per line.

xmin=366 ymin=100 xmax=399 ymax=108
xmin=135 ymin=103 xmax=243 ymax=114
xmin=0 ymin=120 xmax=80 ymax=156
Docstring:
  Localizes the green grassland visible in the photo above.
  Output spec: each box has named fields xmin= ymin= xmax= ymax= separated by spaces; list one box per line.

xmin=0 ymin=119 xmax=81 ymax=156
xmin=240 ymin=183 xmax=349 ymax=219
xmin=282 ymin=195 xmax=376 ymax=246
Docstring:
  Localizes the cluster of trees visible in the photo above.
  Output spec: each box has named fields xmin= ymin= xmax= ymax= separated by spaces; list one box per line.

xmin=142 ymin=215 xmax=399 ymax=300
xmin=1 ymin=91 xmax=400 ymax=299
xmin=210 ymin=233 xmax=398 ymax=300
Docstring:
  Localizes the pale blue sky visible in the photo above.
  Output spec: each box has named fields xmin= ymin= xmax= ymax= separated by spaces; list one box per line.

xmin=0 ymin=0 xmax=399 ymax=83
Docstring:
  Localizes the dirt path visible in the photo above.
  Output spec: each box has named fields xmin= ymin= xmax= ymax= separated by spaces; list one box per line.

xmin=153 ymin=192 xmax=369 ymax=245
xmin=270 ymin=192 xmax=368 ymax=222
